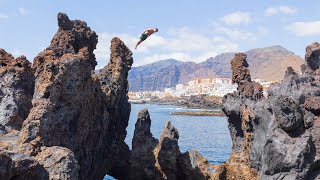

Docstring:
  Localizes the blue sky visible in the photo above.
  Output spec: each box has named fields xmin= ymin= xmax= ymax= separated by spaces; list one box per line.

xmin=1 ymin=0 xmax=320 ymax=68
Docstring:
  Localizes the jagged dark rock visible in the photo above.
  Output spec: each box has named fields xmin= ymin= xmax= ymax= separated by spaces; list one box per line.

xmin=273 ymin=95 xmax=303 ymax=132
xmin=0 ymin=13 xmax=132 ymax=180
xmin=178 ymin=150 xmax=216 ymax=180
xmin=130 ymin=109 xmax=180 ymax=180
xmin=0 ymin=49 xmax=34 ymax=130
xmin=0 ymin=124 xmax=6 ymax=135
xmin=0 ymin=151 xmax=49 ymax=180
xmin=230 ymin=53 xmax=263 ymax=100
xmin=219 ymin=43 xmax=320 ymax=179
xmin=129 ymin=109 xmax=216 ymax=180
xmin=304 ymin=42 xmax=320 ymax=75
xmin=130 ymin=109 xmax=159 ymax=179
xmin=154 ymin=121 xmax=181 ymax=180
xmin=304 ymin=96 xmax=320 ymax=116
xmin=35 ymin=146 xmax=79 ymax=180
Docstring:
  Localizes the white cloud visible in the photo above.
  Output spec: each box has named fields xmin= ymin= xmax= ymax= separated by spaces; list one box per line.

xmin=279 ymin=6 xmax=296 ymax=14
xmin=286 ymin=21 xmax=320 ymax=36
xmin=10 ymin=49 xmax=34 ymax=62
xmin=139 ymin=51 xmax=226 ymax=67
xmin=265 ymin=6 xmax=297 ymax=16
xmin=0 ymin=13 xmax=8 ymax=19
xmin=220 ymin=11 xmax=251 ymax=25
xmin=213 ymin=25 xmax=256 ymax=41
xmin=257 ymin=26 xmax=269 ymax=36
xmin=265 ymin=8 xmax=277 ymax=16
xmin=94 ymin=32 xmax=139 ymax=69
xmin=18 ymin=8 xmax=28 ymax=16
xmin=140 ymin=34 xmax=167 ymax=50
xmin=137 ymin=27 xmax=240 ymax=65
xmin=11 ymin=49 xmax=24 ymax=58
xmin=94 ymin=24 xmax=259 ymax=68
xmin=94 ymin=31 xmax=216 ymax=68
xmin=160 ymin=27 xmax=212 ymax=52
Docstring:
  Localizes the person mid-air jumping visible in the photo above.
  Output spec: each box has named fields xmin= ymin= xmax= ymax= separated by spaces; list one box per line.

xmin=135 ymin=28 xmax=158 ymax=49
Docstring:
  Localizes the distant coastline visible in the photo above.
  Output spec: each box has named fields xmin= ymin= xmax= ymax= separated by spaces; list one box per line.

xmin=130 ymin=95 xmax=225 ymax=117
xmin=130 ymin=94 xmax=223 ymax=110
xmin=169 ymin=111 xmax=225 ymax=117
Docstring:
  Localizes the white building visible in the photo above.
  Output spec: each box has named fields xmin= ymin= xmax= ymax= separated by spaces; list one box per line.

xmin=211 ymin=83 xmax=237 ymax=97
xmin=215 ymin=78 xmax=232 ymax=85
xmin=176 ymin=84 xmax=185 ymax=91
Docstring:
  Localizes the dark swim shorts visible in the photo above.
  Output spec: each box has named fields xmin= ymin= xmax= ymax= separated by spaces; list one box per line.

xmin=140 ymin=34 xmax=148 ymax=41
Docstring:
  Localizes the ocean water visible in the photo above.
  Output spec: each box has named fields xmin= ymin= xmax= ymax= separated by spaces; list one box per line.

xmin=104 ymin=103 xmax=232 ymax=180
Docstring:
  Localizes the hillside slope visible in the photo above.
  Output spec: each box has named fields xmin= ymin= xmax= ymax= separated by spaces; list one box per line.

xmin=129 ymin=46 xmax=304 ymax=91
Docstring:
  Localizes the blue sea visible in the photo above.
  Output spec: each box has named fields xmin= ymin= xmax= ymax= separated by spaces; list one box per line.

xmin=104 ymin=103 xmax=232 ymax=180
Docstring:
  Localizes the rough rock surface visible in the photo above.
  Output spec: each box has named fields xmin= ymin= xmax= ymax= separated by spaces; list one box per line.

xmin=219 ymin=44 xmax=320 ymax=179
xmin=231 ymin=53 xmax=263 ymax=100
xmin=0 ymin=49 xmax=34 ymax=130
xmin=154 ymin=121 xmax=181 ymax=180
xmin=0 ymin=129 xmax=78 ymax=180
xmin=0 ymin=150 xmax=49 ymax=180
xmin=303 ymin=42 xmax=320 ymax=75
xmin=130 ymin=109 xmax=159 ymax=179
xmin=35 ymin=146 xmax=79 ymax=180
xmin=178 ymin=150 xmax=216 ymax=180
xmin=130 ymin=109 xmax=215 ymax=180
xmin=0 ymin=13 xmax=132 ymax=180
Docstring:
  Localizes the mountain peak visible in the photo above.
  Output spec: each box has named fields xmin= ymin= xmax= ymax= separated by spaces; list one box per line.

xmin=247 ymin=45 xmax=295 ymax=55
xmin=140 ymin=59 xmax=183 ymax=68
xmin=129 ymin=45 xmax=304 ymax=92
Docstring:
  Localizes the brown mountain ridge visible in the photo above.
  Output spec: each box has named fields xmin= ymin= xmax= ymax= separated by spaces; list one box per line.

xmin=129 ymin=45 xmax=303 ymax=92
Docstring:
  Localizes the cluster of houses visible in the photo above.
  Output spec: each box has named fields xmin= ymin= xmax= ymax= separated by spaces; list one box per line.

xmin=128 ymin=78 xmax=278 ymax=100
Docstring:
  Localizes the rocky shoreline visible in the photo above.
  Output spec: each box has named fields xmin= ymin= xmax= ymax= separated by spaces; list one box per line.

xmin=0 ymin=12 xmax=320 ymax=180
xmin=147 ymin=95 xmax=223 ymax=110
xmin=169 ymin=111 xmax=225 ymax=116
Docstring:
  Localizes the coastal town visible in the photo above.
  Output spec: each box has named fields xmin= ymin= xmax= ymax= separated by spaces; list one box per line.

xmin=128 ymin=77 xmax=279 ymax=100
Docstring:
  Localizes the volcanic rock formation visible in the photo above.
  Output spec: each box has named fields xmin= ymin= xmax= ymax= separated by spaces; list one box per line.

xmin=131 ymin=43 xmax=320 ymax=180
xmin=130 ymin=109 xmax=215 ymax=180
xmin=220 ymin=45 xmax=320 ymax=179
xmin=0 ymin=13 xmax=132 ymax=180
xmin=1 ymin=11 xmax=320 ymax=180
xmin=130 ymin=109 xmax=159 ymax=179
